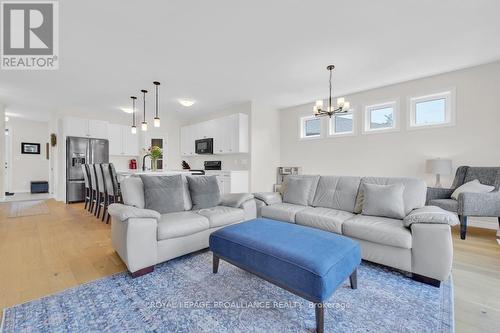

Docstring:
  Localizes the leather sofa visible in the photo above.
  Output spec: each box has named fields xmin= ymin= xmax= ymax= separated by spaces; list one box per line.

xmin=255 ymin=175 xmax=456 ymax=287
xmin=108 ymin=176 xmax=257 ymax=276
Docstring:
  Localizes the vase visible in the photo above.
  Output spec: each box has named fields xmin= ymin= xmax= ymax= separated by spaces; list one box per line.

xmin=151 ymin=158 xmax=158 ymax=171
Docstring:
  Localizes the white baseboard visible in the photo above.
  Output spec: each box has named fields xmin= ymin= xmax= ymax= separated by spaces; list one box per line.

xmin=468 ymin=217 xmax=498 ymax=230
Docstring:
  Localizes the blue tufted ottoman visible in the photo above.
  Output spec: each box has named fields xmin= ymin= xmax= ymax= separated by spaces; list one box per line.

xmin=209 ymin=218 xmax=361 ymax=333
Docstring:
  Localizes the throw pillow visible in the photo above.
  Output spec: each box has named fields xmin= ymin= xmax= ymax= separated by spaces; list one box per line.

xmin=283 ymin=178 xmax=314 ymax=206
xmin=139 ymin=175 xmax=186 ymax=214
xmin=186 ymin=175 xmax=221 ymax=210
xmin=279 ymin=175 xmax=320 ymax=206
xmin=451 ymin=179 xmax=495 ymax=200
xmin=361 ymin=183 xmax=406 ymax=219
xmin=121 ymin=176 xmax=145 ymax=208
xmin=403 ymin=206 xmax=459 ymax=227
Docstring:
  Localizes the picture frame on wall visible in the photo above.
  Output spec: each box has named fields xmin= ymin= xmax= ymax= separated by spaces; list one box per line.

xmin=21 ymin=142 xmax=41 ymax=154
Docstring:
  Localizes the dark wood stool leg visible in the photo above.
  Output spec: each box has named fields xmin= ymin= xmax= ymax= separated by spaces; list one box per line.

xmin=213 ymin=254 xmax=220 ymax=274
xmin=315 ymin=303 xmax=324 ymax=333
xmin=459 ymin=215 xmax=468 ymax=240
xmin=349 ymin=269 xmax=357 ymax=289
xmin=102 ymin=195 xmax=108 ymax=222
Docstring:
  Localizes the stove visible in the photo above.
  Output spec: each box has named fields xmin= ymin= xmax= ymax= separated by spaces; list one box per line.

xmin=204 ymin=160 xmax=222 ymax=170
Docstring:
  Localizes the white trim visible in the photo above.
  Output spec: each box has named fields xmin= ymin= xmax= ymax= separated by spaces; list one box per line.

xmin=407 ymin=88 xmax=456 ymax=130
xmin=298 ymin=115 xmax=323 ymax=140
xmin=327 ymin=111 xmax=356 ymax=137
xmin=362 ymin=100 xmax=400 ymax=134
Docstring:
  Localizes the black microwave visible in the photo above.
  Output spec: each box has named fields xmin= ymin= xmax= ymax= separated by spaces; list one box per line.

xmin=195 ymin=138 xmax=213 ymax=154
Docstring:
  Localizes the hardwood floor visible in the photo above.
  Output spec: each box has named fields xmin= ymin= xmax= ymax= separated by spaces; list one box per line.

xmin=0 ymin=199 xmax=499 ymax=332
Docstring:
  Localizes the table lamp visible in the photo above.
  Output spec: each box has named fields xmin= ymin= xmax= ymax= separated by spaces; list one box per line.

xmin=426 ymin=158 xmax=452 ymax=188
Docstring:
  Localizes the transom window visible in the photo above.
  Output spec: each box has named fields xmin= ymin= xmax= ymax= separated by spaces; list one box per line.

xmin=409 ymin=90 xmax=454 ymax=129
xmin=329 ymin=113 xmax=354 ymax=136
xmin=300 ymin=116 xmax=322 ymax=139
xmin=364 ymin=101 xmax=398 ymax=133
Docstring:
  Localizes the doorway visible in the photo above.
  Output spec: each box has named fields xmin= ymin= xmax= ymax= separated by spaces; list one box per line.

xmin=4 ymin=126 xmax=12 ymax=196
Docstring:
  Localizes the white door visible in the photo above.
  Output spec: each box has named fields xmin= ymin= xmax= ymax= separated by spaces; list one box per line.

xmin=4 ymin=127 xmax=12 ymax=194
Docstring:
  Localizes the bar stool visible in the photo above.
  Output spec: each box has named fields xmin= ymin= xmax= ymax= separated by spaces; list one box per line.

xmin=95 ymin=163 xmax=107 ymax=219
xmin=89 ymin=164 xmax=99 ymax=214
xmin=81 ymin=164 xmax=92 ymax=210
xmin=100 ymin=163 xmax=117 ymax=223
xmin=109 ymin=163 xmax=122 ymax=204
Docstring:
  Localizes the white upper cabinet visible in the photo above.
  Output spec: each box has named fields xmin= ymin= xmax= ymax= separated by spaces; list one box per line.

xmin=108 ymin=124 xmax=123 ymax=155
xmin=180 ymin=113 xmax=249 ymax=156
xmin=108 ymin=123 xmax=139 ymax=156
xmin=88 ymin=120 xmax=109 ymax=139
xmin=180 ymin=126 xmax=195 ymax=156
xmin=63 ymin=117 xmax=109 ymax=139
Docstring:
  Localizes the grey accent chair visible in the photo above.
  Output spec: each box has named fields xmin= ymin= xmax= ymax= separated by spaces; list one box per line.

xmin=426 ymin=166 xmax=500 ymax=240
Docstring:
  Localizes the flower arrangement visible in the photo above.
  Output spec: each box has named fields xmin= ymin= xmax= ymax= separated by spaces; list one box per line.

xmin=147 ymin=146 xmax=162 ymax=171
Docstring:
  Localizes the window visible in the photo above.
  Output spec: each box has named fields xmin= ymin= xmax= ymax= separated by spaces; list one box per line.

xmin=409 ymin=90 xmax=455 ymax=129
xmin=364 ymin=101 xmax=398 ymax=133
xmin=299 ymin=116 xmax=322 ymax=139
xmin=329 ymin=113 xmax=354 ymax=136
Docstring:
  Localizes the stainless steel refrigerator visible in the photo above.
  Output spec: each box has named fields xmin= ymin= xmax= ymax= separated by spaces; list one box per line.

xmin=66 ymin=136 xmax=109 ymax=203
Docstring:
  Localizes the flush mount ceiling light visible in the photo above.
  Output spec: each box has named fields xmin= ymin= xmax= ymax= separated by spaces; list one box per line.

xmin=5 ymin=116 xmax=9 ymax=122
xmin=178 ymin=99 xmax=195 ymax=107
xmin=120 ymin=107 xmax=134 ymax=114
xmin=313 ymin=65 xmax=350 ymax=118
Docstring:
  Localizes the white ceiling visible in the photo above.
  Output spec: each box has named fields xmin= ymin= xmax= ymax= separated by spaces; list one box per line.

xmin=1 ymin=0 xmax=500 ymax=123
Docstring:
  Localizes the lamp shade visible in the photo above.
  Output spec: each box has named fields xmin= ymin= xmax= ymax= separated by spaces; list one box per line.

xmin=426 ymin=158 xmax=452 ymax=175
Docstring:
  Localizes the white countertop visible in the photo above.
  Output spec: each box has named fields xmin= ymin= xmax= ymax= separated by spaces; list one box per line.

xmin=116 ymin=170 xmax=191 ymax=175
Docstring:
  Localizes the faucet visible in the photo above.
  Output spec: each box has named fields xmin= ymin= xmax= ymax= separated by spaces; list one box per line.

xmin=142 ymin=154 xmax=151 ymax=171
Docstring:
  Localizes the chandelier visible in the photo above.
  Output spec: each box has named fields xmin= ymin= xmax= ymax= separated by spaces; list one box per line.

xmin=313 ymin=65 xmax=350 ymax=117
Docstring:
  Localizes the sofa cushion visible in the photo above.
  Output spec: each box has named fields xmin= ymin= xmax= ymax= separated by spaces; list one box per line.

xmin=281 ymin=175 xmax=320 ymax=206
xmin=140 ymin=175 xmax=186 ymax=214
xmin=342 ymin=215 xmax=412 ymax=249
xmin=260 ymin=203 xmax=308 ymax=223
xmin=361 ymin=183 xmax=406 ymax=219
xmin=197 ymin=206 xmax=245 ymax=228
xmin=187 ymin=175 xmax=221 ymax=210
xmin=427 ymin=198 xmax=458 ymax=212
xmin=312 ymin=176 xmax=361 ymax=213
xmin=283 ymin=177 xmax=315 ymax=206
xmin=121 ymin=176 xmax=145 ymax=208
xmin=181 ymin=175 xmax=193 ymax=210
xmin=157 ymin=212 xmax=209 ymax=241
xmin=354 ymin=177 xmax=426 ymax=215
xmin=295 ymin=207 xmax=354 ymax=234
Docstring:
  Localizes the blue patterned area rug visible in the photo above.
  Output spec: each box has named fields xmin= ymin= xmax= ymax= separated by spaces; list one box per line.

xmin=1 ymin=251 xmax=453 ymax=333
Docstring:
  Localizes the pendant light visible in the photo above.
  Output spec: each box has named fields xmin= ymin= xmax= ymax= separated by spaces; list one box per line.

xmin=130 ymin=96 xmax=137 ymax=134
xmin=141 ymin=89 xmax=148 ymax=131
xmin=153 ymin=81 xmax=160 ymax=127
xmin=313 ymin=65 xmax=350 ymax=118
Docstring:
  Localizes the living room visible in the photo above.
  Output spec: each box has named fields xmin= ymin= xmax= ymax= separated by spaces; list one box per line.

xmin=1 ymin=1 xmax=499 ymax=332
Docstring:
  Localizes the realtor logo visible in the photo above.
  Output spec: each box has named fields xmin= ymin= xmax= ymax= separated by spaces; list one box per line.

xmin=1 ymin=1 xmax=59 ymax=70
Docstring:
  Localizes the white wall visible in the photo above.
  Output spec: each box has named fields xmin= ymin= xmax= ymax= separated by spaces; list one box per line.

xmin=182 ymin=102 xmax=252 ymax=171
xmin=280 ymin=61 xmax=500 ymax=228
xmin=250 ymin=101 xmax=281 ymax=192
xmin=7 ymin=117 xmax=50 ymax=192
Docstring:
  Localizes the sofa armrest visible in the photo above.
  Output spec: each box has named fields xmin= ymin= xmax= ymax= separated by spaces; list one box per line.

xmin=403 ymin=206 xmax=459 ymax=227
xmin=111 ymin=216 xmax=158 ymax=273
xmin=253 ymin=192 xmax=282 ymax=205
xmin=220 ymin=193 xmax=255 ymax=208
xmin=426 ymin=187 xmax=454 ymax=204
xmin=458 ymin=191 xmax=500 ymax=216
xmin=411 ymin=223 xmax=453 ymax=281
xmin=108 ymin=203 xmax=160 ymax=222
